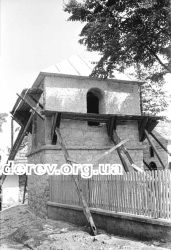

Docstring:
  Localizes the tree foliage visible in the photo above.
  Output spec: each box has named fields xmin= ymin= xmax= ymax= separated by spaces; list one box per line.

xmin=64 ymin=0 xmax=171 ymax=77
xmin=64 ymin=0 xmax=171 ymax=115
xmin=0 ymin=113 xmax=8 ymax=133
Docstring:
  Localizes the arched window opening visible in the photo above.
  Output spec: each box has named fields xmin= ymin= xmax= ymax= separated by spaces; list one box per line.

xmin=149 ymin=161 xmax=157 ymax=170
xmin=87 ymin=90 xmax=99 ymax=126
xmin=149 ymin=146 xmax=154 ymax=157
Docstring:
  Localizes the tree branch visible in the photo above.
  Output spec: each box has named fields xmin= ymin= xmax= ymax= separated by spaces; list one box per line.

xmin=97 ymin=0 xmax=171 ymax=74
xmin=143 ymin=43 xmax=171 ymax=73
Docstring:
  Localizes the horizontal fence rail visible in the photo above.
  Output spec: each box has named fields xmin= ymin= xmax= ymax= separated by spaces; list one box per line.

xmin=50 ymin=170 xmax=171 ymax=220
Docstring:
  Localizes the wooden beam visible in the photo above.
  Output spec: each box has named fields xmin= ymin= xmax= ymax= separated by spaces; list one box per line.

xmin=144 ymin=130 xmax=165 ymax=169
xmin=111 ymin=132 xmax=129 ymax=172
xmin=1 ymin=103 xmax=39 ymax=185
xmin=10 ymin=113 xmax=24 ymax=127
xmin=22 ymin=175 xmax=27 ymax=204
xmin=138 ymin=117 xmax=148 ymax=142
xmin=143 ymin=159 xmax=152 ymax=171
xmin=42 ymin=110 xmax=162 ymax=121
xmin=106 ymin=117 xmax=129 ymax=172
xmin=90 ymin=139 xmax=128 ymax=164
xmin=11 ymin=117 xmax=14 ymax=149
xmin=108 ymin=116 xmax=117 ymax=141
xmin=55 ymin=128 xmax=97 ymax=236
xmin=150 ymin=131 xmax=171 ymax=157
xmin=113 ymin=130 xmax=143 ymax=172
xmin=51 ymin=113 xmax=61 ymax=144
xmin=146 ymin=119 xmax=159 ymax=134
xmin=28 ymin=94 xmax=44 ymax=109
xmin=17 ymin=94 xmax=44 ymax=120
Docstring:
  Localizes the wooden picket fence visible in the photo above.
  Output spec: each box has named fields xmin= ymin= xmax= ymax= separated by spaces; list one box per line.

xmin=50 ymin=170 xmax=171 ymax=220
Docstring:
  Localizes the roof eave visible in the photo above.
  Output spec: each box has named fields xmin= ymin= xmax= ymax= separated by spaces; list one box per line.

xmin=32 ymin=72 xmax=145 ymax=90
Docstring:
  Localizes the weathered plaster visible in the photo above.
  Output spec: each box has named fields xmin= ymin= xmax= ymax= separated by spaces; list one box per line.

xmin=44 ymin=76 xmax=141 ymax=115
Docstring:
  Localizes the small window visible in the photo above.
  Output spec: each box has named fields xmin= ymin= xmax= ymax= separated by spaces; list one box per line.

xmin=87 ymin=91 xmax=99 ymax=126
xmin=149 ymin=146 xmax=154 ymax=157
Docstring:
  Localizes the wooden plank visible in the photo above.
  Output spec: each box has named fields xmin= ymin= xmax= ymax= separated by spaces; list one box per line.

xmin=143 ymin=172 xmax=148 ymax=216
xmin=28 ymin=93 xmax=44 ymax=109
xmin=140 ymin=173 xmax=144 ymax=215
xmin=138 ymin=173 xmax=142 ymax=215
xmin=169 ymin=170 xmax=171 ymax=219
xmin=55 ymin=128 xmax=97 ymax=236
xmin=109 ymin=116 xmax=117 ymax=141
xmin=154 ymin=171 xmax=159 ymax=218
xmin=158 ymin=170 xmax=162 ymax=218
xmin=162 ymin=171 xmax=166 ymax=219
xmin=42 ymin=110 xmax=162 ymax=121
xmin=96 ymin=175 xmax=99 ymax=208
xmin=108 ymin=175 xmax=112 ymax=211
xmin=22 ymin=175 xmax=27 ymax=204
xmin=150 ymin=131 xmax=171 ymax=158
xmin=165 ymin=170 xmax=169 ymax=219
xmin=87 ymin=179 xmax=91 ymax=207
xmin=151 ymin=170 xmax=156 ymax=218
xmin=112 ymin=130 xmax=129 ymax=172
xmin=10 ymin=113 xmax=24 ymax=128
xmin=90 ymin=140 xmax=129 ymax=164
xmin=146 ymin=171 xmax=150 ymax=217
xmin=149 ymin=172 xmax=153 ymax=217
xmin=145 ymin=130 xmax=165 ymax=169
xmin=130 ymin=172 xmax=135 ymax=214
xmin=138 ymin=117 xmax=148 ymax=142
xmin=51 ymin=113 xmax=61 ymax=144
xmin=115 ymin=175 xmax=119 ymax=212
xmin=146 ymin=120 xmax=159 ymax=134
xmin=143 ymin=160 xmax=152 ymax=171
xmin=17 ymin=93 xmax=44 ymax=120
xmin=51 ymin=113 xmax=58 ymax=144
xmin=117 ymin=175 xmax=121 ymax=212
xmin=123 ymin=174 xmax=127 ymax=213
xmin=119 ymin=175 xmax=123 ymax=212
xmin=93 ymin=177 xmax=96 ymax=208
xmin=113 ymin=130 xmax=143 ymax=173
xmin=127 ymin=173 xmax=131 ymax=214
xmin=97 ymin=175 xmax=101 ymax=209
xmin=11 ymin=117 xmax=14 ymax=148
xmin=1 ymin=105 xmax=38 ymax=184
xmin=134 ymin=172 xmax=139 ymax=215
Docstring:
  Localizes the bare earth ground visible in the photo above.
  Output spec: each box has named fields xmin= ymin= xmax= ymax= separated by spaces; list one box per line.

xmin=0 ymin=205 xmax=171 ymax=250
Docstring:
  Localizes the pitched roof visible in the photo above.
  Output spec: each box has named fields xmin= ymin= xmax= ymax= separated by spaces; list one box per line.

xmin=42 ymin=55 xmax=137 ymax=81
xmin=154 ymin=122 xmax=171 ymax=140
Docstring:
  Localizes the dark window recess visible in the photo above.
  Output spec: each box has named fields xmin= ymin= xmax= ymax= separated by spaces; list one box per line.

xmin=150 ymin=146 xmax=154 ymax=157
xmin=149 ymin=161 xmax=157 ymax=170
xmin=87 ymin=91 xmax=99 ymax=126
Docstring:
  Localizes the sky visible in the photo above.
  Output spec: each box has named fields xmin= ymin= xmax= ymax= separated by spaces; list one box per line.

xmin=0 ymin=0 xmax=87 ymax=113
xmin=0 ymin=0 xmax=89 ymax=152
xmin=0 ymin=0 xmax=171 ymax=153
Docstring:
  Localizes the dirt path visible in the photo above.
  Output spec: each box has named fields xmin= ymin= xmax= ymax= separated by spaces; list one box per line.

xmin=0 ymin=204 xmax=171 ymax=250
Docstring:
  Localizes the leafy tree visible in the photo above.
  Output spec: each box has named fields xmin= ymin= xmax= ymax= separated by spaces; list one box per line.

xmin=0 ymin=113 xmax=8 ymax=132
xmin=64 ymin=0 xmax=171 ymax=115
xmin=128 ymin=65 xmax=170 ymax=115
